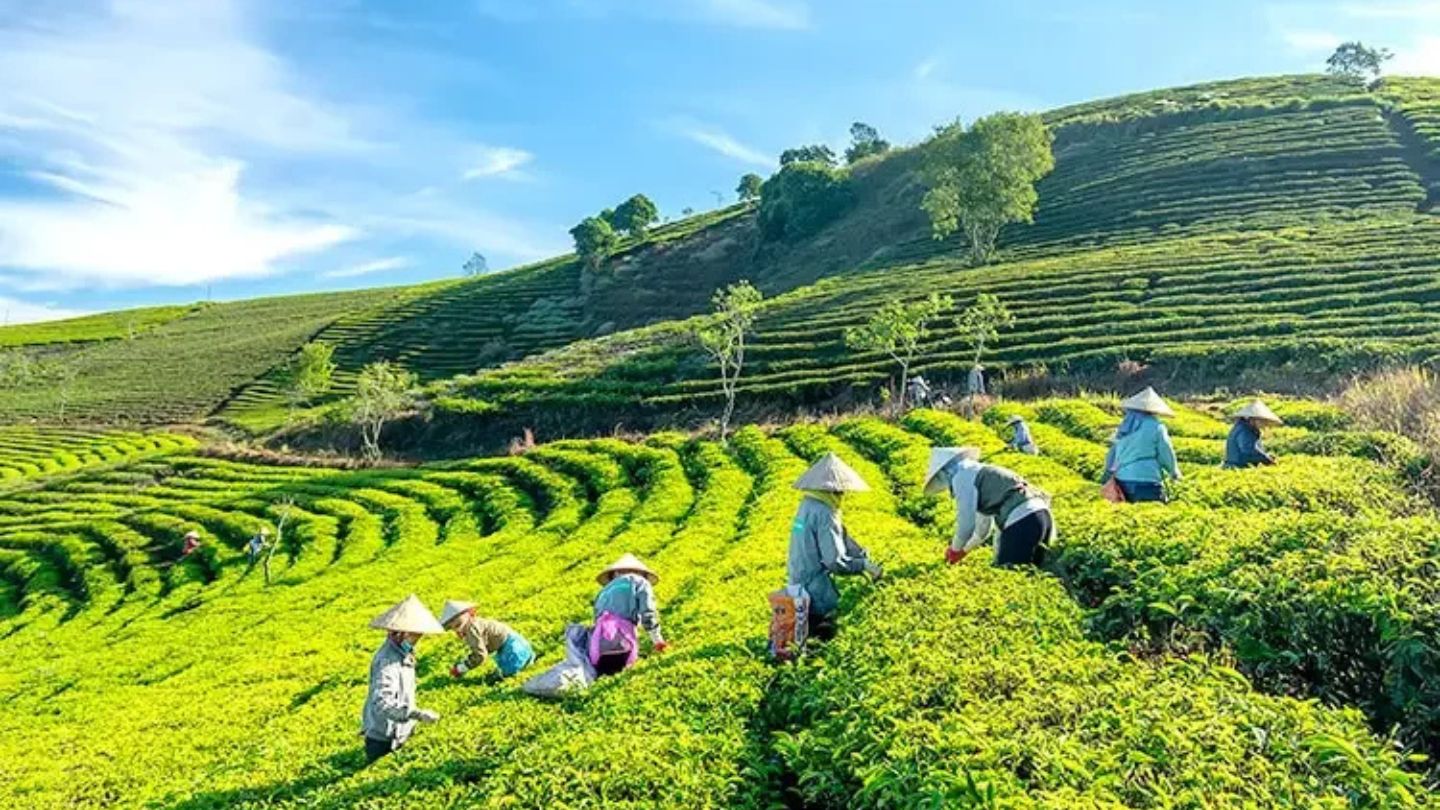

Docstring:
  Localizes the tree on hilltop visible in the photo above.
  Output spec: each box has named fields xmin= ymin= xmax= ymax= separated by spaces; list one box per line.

xmin=737 ymin=173 xmax=763 ymax=202
xmin=570 ymin=216 xmax=618 ymax=271
xmin=462 ymin=252 xmax=488 ymax=277
xmin=780 ymin=144 xmax=837 ymax=167
xmin=921 ymin=112 xmax=1054 ymax=265
xmin=612 ymin=194 xmax=659 ymax=238
xmin=845 ymin=121 xmax=890 ymax=164
xmin=845 ymin=293 xmax=953 ymax=413
xmin=1326 ymin=42 xmax=1392 ymax=83
xmin=758 ymin=162 xmax=853 ymax=242
xmin=694 ymin=281 xmax=764 ymax=442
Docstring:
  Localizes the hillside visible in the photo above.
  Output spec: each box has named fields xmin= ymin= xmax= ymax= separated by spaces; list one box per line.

xmin=1 ymin=397 xmax=1437 ymax=807
xmin=2 ymin=74 xmax=1437 ymax=435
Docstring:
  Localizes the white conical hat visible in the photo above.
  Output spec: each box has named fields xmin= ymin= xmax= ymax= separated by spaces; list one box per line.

xmin=1233 ymin=400 xmax=1283 ymax=425
xmin=598 ymin=553 xmax=658 ymax=586
xmin=439 ymin=600 xmax=476 ymax=628
xmin=1119 ymin=386 xmax=1175 ymax=417
xmin=923 ymin=447 xmax=980 ymax=495
xmin=370 ymin=594 xmax=445 ymax=635
xmin=1005 ymin=415 xmax=1024 ymax=426
xmin=792 ymin=452 xmax=870 ymax=493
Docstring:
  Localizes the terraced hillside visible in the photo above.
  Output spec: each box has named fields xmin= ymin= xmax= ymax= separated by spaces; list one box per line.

xmin=3 ymin=75 xmax=1437 ymax=431
xmin=1 ymin=398 xmax=1437 ymax=807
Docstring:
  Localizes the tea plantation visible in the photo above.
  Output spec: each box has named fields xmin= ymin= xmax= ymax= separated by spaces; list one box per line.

xmin=1 ymin=397 xmax=1437 ymax=807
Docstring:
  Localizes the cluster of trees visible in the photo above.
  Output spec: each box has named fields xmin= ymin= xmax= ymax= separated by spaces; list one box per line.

xmin=746 ymin=122 xmax=895 ymax=240
xmin=570 ymin=194 xmax=660 ymax=271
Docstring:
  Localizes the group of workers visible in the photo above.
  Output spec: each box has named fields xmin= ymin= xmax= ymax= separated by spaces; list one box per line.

xmin=358 ymin=385 xmax=1285 ymax=759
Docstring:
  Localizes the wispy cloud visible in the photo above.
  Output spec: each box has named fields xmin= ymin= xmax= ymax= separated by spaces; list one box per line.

xmin=666 ymin=119 xmax=774 ymax=167
xmin=0 ymin=296 xmax=89 ymax=326
xmin=476 ymin=0 xmax=811 ymax=30
xmin=322 ymin=256 xmax=409 ymax=279
xmin=462 ymin=145 xmax=534 ymax=180
xmin=913 ymin=56 xmax=942 ymax=80
xmin=700 ymin=0 xmax=810 ymax=30
xmin=1392 ymin=35 xmax=1440 ymax=73
xmin=1280 ymin=29 xmax=1342 ymax=53
xmin=1340 ymin=1 xmax=1440 ymax=20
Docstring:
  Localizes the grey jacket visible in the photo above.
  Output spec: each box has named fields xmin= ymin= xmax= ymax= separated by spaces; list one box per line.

xmin=362 ymin=638 xmax=420 ymax=744
xmin=787 ymin=496 xmax=870 ymax=617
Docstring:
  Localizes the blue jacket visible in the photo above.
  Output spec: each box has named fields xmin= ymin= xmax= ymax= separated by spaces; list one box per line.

xmin=1224 ymin=420 xmax=1274 ymax=468
xmin=787 ymin=496 xmax=870 ymax=617
xmin=1102 ymin=413 xmax=1180 ymax=484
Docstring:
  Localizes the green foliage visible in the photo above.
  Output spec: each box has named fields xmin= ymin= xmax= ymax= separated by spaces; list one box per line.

xmin=694 ymin=282 xmax=764 ymax=440
xmin=843 ymin=121 xmax=889 ymax=164
xmin=611 ymin=193 xmax=659 ymax=238
xmin=350 ymin=361 xmax=419 ymax=460
xmin=569 ymin=216 xmax=618 ymax=271
xmin=956 ymin=292 xmax=1014 ymax=366
xmin=462 ymin=252 xmax=488 ymax=277
xmin=280 ymin=341 xmax=336 ymax=409
xmin=1327 ymin=41 xmax=1393 ymax=82
xmin=736 ymin=172 xmax=763 ymax=202
xmin=757 ymin=161 xmax=853 ymax=242
xmin=922 ymin=112 xmax=1056 ymax=263
xmin=778 ymin=143 xmax=836 ymax=166
xmin=844 ymin=293 xmax=953 ymax=410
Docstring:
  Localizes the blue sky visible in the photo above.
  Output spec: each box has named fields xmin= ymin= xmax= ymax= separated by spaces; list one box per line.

xmin=0 ymin=0 xmax=1436 ymax=324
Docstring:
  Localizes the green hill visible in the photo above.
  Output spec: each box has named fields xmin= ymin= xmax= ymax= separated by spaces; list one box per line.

xmin=3 ymin=74 xmax=1437 ymax=434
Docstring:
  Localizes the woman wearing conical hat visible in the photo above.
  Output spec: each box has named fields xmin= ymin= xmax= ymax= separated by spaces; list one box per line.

xmin=787 ymin=453 xmax=883 ymax=641
xmin=1005 ymin=414 xmax=1039 ymax=455
xmin=590 ymin=554 xmax=666 ymax=677
xmin=1224 ymin=400 xmax=1282 ymax=469
xmin=362 ymin=595 xmax=445 ymax=762
xmin=924 ymin=447 xmax=1053 ymax=567
xmin=1100 ymin=387 xmax=1181 ymax=503
xmin=438 ymin=600 xmax=536 ymax=680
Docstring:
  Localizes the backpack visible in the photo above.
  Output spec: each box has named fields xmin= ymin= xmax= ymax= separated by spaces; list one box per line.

xmin=768 ymin=585 xmax=811 ymax=661
xmin=588 ymin=611 xmax=639 ymax=672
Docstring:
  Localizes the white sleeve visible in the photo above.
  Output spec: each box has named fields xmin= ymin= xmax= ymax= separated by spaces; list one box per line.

xmin=950 ymin=463 xmax=982 ymax=551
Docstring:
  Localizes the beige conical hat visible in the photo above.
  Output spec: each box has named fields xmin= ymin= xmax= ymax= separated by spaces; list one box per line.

xmin=792 ymin=452 xmax=870 ymax=493
xmin=1233 ymin=400 xmax=1283 ymax=426
xmin=598 ymin=553 xmax=658 ymax=586
xmin=923 ymin=447 xmax=980 ymax=495
xmin=1005 ymin=415 xmax=1024 ymax=426
xmin=370 ymin=594 xmax=445 ymax=635
xmin=439 ymin=600 xmax=476 ymax=628
xmin=1119 ymin=386 xmax=1175 ymax=417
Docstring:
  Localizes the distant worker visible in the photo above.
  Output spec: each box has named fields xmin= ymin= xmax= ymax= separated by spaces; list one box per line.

xmin=925 ymin=447 xmax=1053 ymax=567
xmin=1100 ymin=387 xmax=1181 ymax=503
xmin=1006 ymin=415 xmax=1039 ymax=455
xmin=439 ymin=600 xmax=536 ymax=680
xmin=966 ymin=364 xmax=986 ymax=397
xmin=179 ymin=530 xmax=202 ymax=559
xmin=362 ymin=594 xmax=444 ymax=763
xmin=590 ymin=554 xmax=667 ymax=677
xmin=787 ymin=453 xmax=883 ymax=641
xmin=1225 ymin=400 xmax=1282 ymax=469
xmin=907 ymin=375 xmax=934 ymax=407
xmin=246 ymin=529 xmax=269 ymax=566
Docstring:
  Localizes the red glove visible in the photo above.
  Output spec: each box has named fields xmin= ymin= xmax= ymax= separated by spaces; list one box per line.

xmin=449 ymin=664 xmax=465 ymax=679
xmin=652 ymin=641 xmax=670 ymax=653
xmin=945 ymin=547 xmax=967 ymax=565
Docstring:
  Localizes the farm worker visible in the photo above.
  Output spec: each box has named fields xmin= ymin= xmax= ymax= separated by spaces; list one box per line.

xmin=924 ymin=447 xmax=1054 ymax=567
xmin=179 ymin=530 xmax=202 ymax=559
xmin=1006 ymin=415 xmax=1039 ymax=455
xmin=787 ymin=452 xmax=883 ymax=641
xmin=906 ymin=375 xmax=933 ymax=406
xmin=245 ymin=530 xmax=268 ymax=565
xmin=1100 ymin=387 xmax=1181 ymax=503
xmin=1224 ymin=400 xmax=1282 ymax=469
xmin=439 ymin=600 xmax=536 ymax=679
xmin=590 ymin=554 xmax=666 ymax=677
xmin=967 ymin=364 xmax=986 ymax=397
xmin=362 ymin=594 xmax=444 ymax=763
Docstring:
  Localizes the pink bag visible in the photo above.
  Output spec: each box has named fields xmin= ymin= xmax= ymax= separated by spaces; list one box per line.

xmin=588 ymin=611 xmax=638 ymax=673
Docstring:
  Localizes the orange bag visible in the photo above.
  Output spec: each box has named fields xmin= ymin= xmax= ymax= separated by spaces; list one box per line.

xmin=1101 ymin=476 xmax=1126 ymax=504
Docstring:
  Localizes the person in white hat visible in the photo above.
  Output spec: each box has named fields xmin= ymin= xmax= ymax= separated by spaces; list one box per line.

xmin=924 ymin=447 xmax=1053 ymax=567
xmin=439 ymin=600 xmax=535 ymax=680
xmin=590 ymin=554 xmax=666 ymax=676
xmin=362 ymin=594 xmax=444 ymax=762
xmin=1100 ymin=387 xmax=1181 ymax=503
xmin=179 ymin=529 xmax=202 ymax=560
xmin=1224 ymin=400 xmax=1282 ymax=469
xmin=1005 ymin=415 xmax=1039 ymax=455
xmin=787 ymin=453 xmax=882 ymax=641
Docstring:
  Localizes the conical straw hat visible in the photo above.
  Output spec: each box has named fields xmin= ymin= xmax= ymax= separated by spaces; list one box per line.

xmin=439 ymin=600 xmax=476 ymax=628
xmin=792 ymin=452 xmax=870 ymax=493
xmin=370 ymin=594 xmax=445 ymax=635
xmin=1233 ymin=400 xmax=1283 ymax=426
xmin=923 ymin=447 xmax=980 ymax=495
xmin=1005 ymin=415 xmax=1024 ymax=426
xmin=598 ymin=553 xmax=659 ymax=586
xmin=1119 ymin=386 xmax=1175 ymax=417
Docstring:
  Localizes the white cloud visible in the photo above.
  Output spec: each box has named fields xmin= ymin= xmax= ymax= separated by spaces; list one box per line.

xmin=1280 ymin=29 xmax=1343 ymax=53
xmin=477 ymin=0 xmax=811 ymax=30
xmin=699 ymin=0 xmax=809 ymax=30
xmin=462 ymin=145 xmax=534 ymax=180
xmin=0 ymin=296 xmax=89 ymax=326
xmin=1392 ymin=35 xmax=1440 ymax=73
xmin=322 ymin=256 xmax=410 ymax=280
xmin=1341 ymin=1 xmax=1440 ymax=20
xmin=914 ymin=56 xmax=942 ymax=80
xmin=667 ymin=120 xmax=774 ymax=167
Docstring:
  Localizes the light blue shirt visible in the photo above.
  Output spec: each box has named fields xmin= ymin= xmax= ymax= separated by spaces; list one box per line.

xmin=593 ymin=573 xmax=663 ymax=642
xmin=1102 ymin=412 xmax=1181 ymax=484
xmin=786 ymin=496 xmax=870 ymax=617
